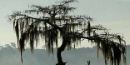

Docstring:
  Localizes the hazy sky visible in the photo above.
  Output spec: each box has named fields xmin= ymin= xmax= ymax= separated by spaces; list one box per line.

xmin=0 ymin=0 xmax=130 ymax=48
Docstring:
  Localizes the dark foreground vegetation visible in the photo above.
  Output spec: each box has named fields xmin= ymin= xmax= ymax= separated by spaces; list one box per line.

xmin=8 ymin=0 xmax=126 ymax=65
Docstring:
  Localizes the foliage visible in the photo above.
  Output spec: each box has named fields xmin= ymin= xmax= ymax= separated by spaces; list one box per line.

xmin=9 ymin=0 xmax=126 ymax=65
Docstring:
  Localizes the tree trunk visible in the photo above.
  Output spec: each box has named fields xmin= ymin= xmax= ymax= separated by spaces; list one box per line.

xmin=56 ymin=38 xmax=67 ymax=65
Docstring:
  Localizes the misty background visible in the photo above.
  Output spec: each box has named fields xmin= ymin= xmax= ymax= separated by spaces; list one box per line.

xmin=0 ymin=43 xmax=129 ymax=65
xmin=0 ymin=0 xmax=130 ymax=65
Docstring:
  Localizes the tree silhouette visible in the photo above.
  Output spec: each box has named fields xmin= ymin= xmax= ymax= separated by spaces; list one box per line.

xmin=9 ymin=0 xmax=126 ymax=65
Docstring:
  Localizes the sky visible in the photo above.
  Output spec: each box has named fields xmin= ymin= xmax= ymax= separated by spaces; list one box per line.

xmin=0 ymin=0 xmax=130 ymax=48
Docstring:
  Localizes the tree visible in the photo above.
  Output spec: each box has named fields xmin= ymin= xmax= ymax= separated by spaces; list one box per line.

xmin=9 ymin=0 xmax=126 ymax=65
